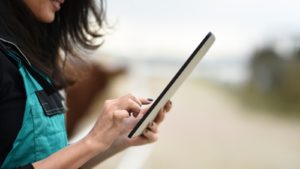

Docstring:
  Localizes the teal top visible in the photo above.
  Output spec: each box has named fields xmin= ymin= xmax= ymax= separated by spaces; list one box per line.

xmin=1 ymin=50 xmax=68 ymax=168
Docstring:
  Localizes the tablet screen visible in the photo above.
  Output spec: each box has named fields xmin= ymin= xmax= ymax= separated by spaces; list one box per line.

xmin=128 ymin=32 xmax=215 ymax=138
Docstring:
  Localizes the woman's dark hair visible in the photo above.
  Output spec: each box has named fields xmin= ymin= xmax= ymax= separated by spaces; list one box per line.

xmin=0 ymin=0 xmax=106 ymax=88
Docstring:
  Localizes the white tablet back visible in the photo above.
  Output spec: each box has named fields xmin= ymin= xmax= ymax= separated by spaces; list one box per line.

xmin=129 ymin=32 xmax=215 ymax=138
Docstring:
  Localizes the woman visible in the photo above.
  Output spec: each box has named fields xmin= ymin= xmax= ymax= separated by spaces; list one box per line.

xmin=0 ymin=0 xmax=172 ymax=168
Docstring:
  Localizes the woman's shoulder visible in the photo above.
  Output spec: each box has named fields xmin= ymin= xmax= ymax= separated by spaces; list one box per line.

xmin=0 ymin=39 xmax=18 ymax=72
xmin=0 ymin=48 xmax=8 ymax=85
xmin=0 ymin=47 xmax=18 ymax=81
xmin=0 ymin=46 xmax=24 ymax=96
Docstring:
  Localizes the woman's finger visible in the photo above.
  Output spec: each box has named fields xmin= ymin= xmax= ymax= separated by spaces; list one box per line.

xmin=113 ymin=110 xmax=130 ymax=122
xmin=154 ymin=109 xmax=166 ymax=124
xmin=147 ymin=122 xmax=158 ymax=133
xmin=127 ymin=99 xmax=142 ymax=117
xmin=126 ymin=94 xmax=142 ymax=107
xmin=119 ymin=94 xmax=147 ymax=117
xmin=164 ymin=100 xmax=172 ymax=112
xmin=153 ymin=100 xmax=172 ymax=123
xmin=139 ymin=97 xmax=153 ymax=105
xmin=143 ymin=129 xmax=158 ymax=143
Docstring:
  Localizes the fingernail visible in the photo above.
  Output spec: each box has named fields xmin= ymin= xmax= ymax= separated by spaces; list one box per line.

xmin=147 ymin=98 xmax=153 ymax=101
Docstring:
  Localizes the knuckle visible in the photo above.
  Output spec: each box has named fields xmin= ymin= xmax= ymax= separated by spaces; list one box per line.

xmin=126 ymin=93 xmax=135 ymax=99
xmin=103 ymin=100 xmax=117 ymax=112
xmin=113 ymin=110 xmax=122 ymax=120
xmin=129 ymin=99 xmax=136 ymax=107
xmin=104 ymin=99 xmax=112 ymax=106
xmin=127 ymin=99 xmax=136 ymax=108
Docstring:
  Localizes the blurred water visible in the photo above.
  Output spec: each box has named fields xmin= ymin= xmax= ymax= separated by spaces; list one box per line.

xmin=109 ymin=56 xmax=250 ymax=87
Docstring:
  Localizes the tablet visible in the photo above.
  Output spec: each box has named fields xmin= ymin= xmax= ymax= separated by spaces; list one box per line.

xmin=128 ymin=32 xmax=215 ymax=138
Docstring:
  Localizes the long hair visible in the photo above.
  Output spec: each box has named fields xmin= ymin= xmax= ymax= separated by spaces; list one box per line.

xmin=0 ymin=0 xmax=106 ymax=88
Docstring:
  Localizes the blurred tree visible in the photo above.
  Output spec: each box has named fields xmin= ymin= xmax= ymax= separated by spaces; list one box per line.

xmin=250 ymin=46 xmax=282 ymax=93
xmin=294 ymin=47 xmax=300 ymax=60
xmin=248 ymin=39 xmax=300 ymax=109
xmin=292 ymin=36 xmax=300 ymax=60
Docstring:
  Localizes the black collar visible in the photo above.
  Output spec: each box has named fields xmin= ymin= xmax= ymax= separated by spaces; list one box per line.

xmin=0 ymin=36 xmax=58 ymax=95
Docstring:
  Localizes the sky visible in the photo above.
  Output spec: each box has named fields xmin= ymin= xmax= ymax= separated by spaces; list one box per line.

xmin=99 ymin=0 xmax=300 ymax=62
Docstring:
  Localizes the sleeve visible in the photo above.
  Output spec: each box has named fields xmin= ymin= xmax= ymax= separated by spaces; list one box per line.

xmin=15 ymin=164 xmax=34 ymax=169
xmin=0 ymin=50 xmax=27 ymax=167
xmin=0 ymin=51 xmax=4 ymax=93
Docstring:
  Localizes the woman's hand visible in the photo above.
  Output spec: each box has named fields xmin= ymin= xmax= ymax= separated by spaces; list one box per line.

xmin=85 ymin=94 xmax=152 ymax=152
xmin=110 ymin=100 xmax=173 ymax=149
xmin=82 ymin=98 xmax=172 ymax=168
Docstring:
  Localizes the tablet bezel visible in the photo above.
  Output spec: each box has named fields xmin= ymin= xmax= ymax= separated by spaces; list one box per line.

xmin=128 ymin=32 xmax=215 ymax=138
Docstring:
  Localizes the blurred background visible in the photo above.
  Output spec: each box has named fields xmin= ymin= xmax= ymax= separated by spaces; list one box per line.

xmin=70 ymin=0 xmax=300 ymax=168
